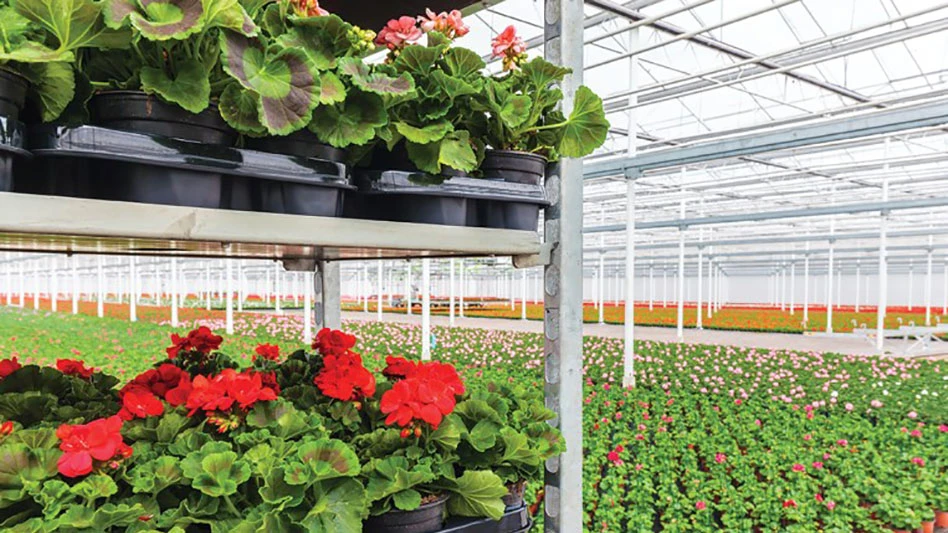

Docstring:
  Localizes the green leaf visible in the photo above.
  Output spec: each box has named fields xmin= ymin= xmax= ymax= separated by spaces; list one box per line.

xmin=404 ymin=141 xmax=440 ymax=175
xmin=499 ymin=428 xmax=539 ymax=466
xmin=391 ymin=489 xmax=422 ymax=511
xmin=259 ymin=467 xmax=305 ymax=509
xmin=190 ymin=450 xmax=251 ymax=497
xmin=444 ymin=471 xmax=506 ymax=521
xmin=0 ymin=42 xmax=64 ymax=63
xmin=219 ymin=83 xmax=266 ymax=135
xmin=129 ymin=456 xmax=183 ymax=494
xmin=438 ymin=130 xmax=477 ymax=173
xmin=317 ymin=71 xmax=345 ymax=105
xmin=70 ymin=474 xmax=118 ymax=502
xmin=395 ymin=121 xmax=452 ymax=144
xmin=500 ymin=95 xmax=531 ymax=130
xmin=444 ymin=47 xmax=485 ymax=80
xmin=468 ymin=419 xmax=501 ymax=452
xmin=105 ymin=0 xmax=206 ymax=41
xmin=202 ymin=0 xmax=257 ymax=35
xmin=520 ymin=57 xmax=572 ymax=91
xmin=140 ymin=58 xmax=211 ymax=113
xmin=276 ymin=14 xmax=353 ymax=70
xmin=393 ymin=45 xmax=442 ymax=76
xmin=559 ymin=85 xmax=609 ymax=158
xmin=337 ymin=58 xmax=415 ymax=96
xmin=429 ymin=70 xmax=478 ymax=100
xmin=0 ymin=443 xmax=59 ymax=510
xmin=296 ymin=439 xmax=361 ymax=481
xmin=220 ymin=31 xmax=320 ymax=135
xmin=309 ymin=90 xmax=386 ymax=148
xmin=299 ymin=479 xmax=366 ymax=533
xmin=429 ymin=414 xmax=463 ymax=450
xmin=364 ymin=457 xmax=436 ymax=506
xmin=14 ymin=0 xmax=130 ymax=54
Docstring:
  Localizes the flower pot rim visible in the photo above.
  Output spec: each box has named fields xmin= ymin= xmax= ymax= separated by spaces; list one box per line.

xmin=381 ymin=494 xmax=448 ymax=515
xmin=0 ymin=67 xmax=29 ymax=88
xmin=91 ymin=89 xmax=222 ymax=112
xmin=486 ymin=149 xmax=548 ymax=162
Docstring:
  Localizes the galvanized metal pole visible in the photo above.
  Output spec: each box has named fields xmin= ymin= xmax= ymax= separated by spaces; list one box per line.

xmin=50 ymin=257 xmax=57 ymax=312
xmin=96 ymin=256 xmax=103 ymax=317
xmin=803 ymin=244 xmax=810 ymax=324
xmin=274 ymin=261 xmax=282 ymax=315
xmin=422 ymin=258 xmax=431 ymax=360
xmin=789 ymin=261 xmax=795 ymax=315
xmin=598 ymin=252 xmax=605 ymax=323
xmin=908 ymin=260 xmax=914 ymax=311
xmin=648 ymin=260 xmax=653 ymax=311
xmin=854 ymin=260 xmax=860 ymax=313
xmin=925 ymin=236 xmax=933 ymax=326
xmin=943 ymin=257 xmax=947 ymax=316
xmin=406 ymin=261 xmax=412 ymax=315
xmin=377 ymin=260 xmax=383 ymax=322
xmin=171 ymin=258 xmax=179 ymax=327
xmin=363 ymin=263 xmax=369 ymax=313
xmin=826 ymin=188 xmax=836 ymax=334
xmin=237 ymin=261 xmax=244 ymax=313
xmin=676 ymin=187 xmax=686 ymax=341
xmin=521 ymin=268 xmax=528 ymax=321
xmin=319 ymin=261 xmax=341 ymax=330
xmin=71 ymin=256 xmax=78 ymax=314
xmin=624 ymin=181 xmax=636 ymax=387
xmin=129 ymin=257 xmax=137 ymax=322
xmin=544 ymin=0 xmax=584 ymax=528
xmin=205 ymin=262 xmax=211 ymax=311
xmin=225 ymin=259 xmax=234 ymax=335
xmin=459 ymin=260 xmax=465 ymax=318
xmin=449 ymin=258 xmax=456 ymax=327
xmin=876 ymin=138 xmax=890 ymax=352
xmin=304 ymin=271 xmax=313 ymax=344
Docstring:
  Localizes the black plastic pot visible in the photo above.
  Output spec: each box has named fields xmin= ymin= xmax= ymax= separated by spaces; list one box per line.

xmin=0 ymin=69 xmax=28 ymax=121
xmin=88 ymin=91 xmax=235 ymax=208
xmin=371 ymin=143 xmax=467 ymax=178
xmin=480 ymin=150 xmax=546 ymax=185
xmin=242 ymin=131 xmax=351 ymax=215
xmin=364 ymin=496 xmax=447 ymax=533
xmin=440 ymin=504 xmax=531 ymax=533
xmin=0 ymin=115 xmax=29 ymax=193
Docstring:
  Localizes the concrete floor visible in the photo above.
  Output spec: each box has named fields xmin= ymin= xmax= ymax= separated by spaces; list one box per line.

xmin=330 ymin=311 xmax=895 ymax=356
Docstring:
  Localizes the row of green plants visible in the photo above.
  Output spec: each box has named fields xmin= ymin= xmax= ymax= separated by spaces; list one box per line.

xmin=0 ymin=0 xmax=609 ymax=174
xmin=0 ymin=325 xmax=564 ymax=532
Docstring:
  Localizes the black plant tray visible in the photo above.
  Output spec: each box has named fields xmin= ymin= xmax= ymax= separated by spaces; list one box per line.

xmin=21 ymin=125 xmax=353 ymax=214
xmin=439 ymin=505 xmax=532 ymax=533
xmin=0 ymin=116 xmax=29 ymax=194
xmin=350 ymin=170 xmax=547 ymax=230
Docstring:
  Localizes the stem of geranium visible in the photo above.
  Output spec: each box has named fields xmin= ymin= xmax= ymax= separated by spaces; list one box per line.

xmin=223 ymin=494 xmax=241 ymax=516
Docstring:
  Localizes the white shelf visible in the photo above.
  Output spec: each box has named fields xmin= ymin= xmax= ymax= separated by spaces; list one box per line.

xmin=0 ymin=193 xmax=542 ymax=261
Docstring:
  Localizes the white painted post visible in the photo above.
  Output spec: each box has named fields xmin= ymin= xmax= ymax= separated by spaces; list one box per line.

xmin=17 ymin=261 xmax=24 ymax=308
xmin=648 ymin=261 xmax=653 ymax=311
xmin=623 ymin=178 xmax=636 ymax=388
xmin=943 ymin=257 xmax=947 ymax=316
xmin=926 ymin=236 xmax=933 ymax=326
xmin=676 ymin=191 xmax=685 ymax=341
xmin=854 ymin=260 xmax=861 ymax=313
xmin=406 ymin=261 xmax=412 ymax=315
xmin=304 ymin=271 xmax=312 ymax=344
xmin=71 ymin=256 xmax=78 ymax=314
xmin=876 ymin=139 xmax=890 ymax=352
xmin=237 ymin=260 xmax=244 ymax=313
xmin=908 ymin=260 xmax=914 ymax=311
xmin=789 ymin=261 xmax=795 ymax=315
xmin=521 ymin=268 xmax=528 ymax=321
xmin=274 ymin=261 xmax=282 ymax=315
xmin=780 ymin=264 xmax=787 ymax=312
xmin=363 ymin=263 xmax=369 ymax=313
xmin=803 ymin=243 xmax=810 ymax=324
xmin=130 ymin=257 xmax=137 ymax=322
xmin=225 ymin=259 xmax=234 ymax=335
xmin=50 ymin=258 xmax=58 ymax=312
xmin=826 ymin=211 xmax=835 ymax=334
xmin=598 ymin=252 xmax=605 ymax=324
xmin=376 ymin=260 xmax=383 ymax=322
xmin=96 ymin=256 xmax=103 ymax=317
xmin=696 ymin=232 xmax=703 ymax=329
xmin=205 ymin=262 xmax=211 ymax=311
xmin=662 ymin=267 xmax=667 ymax=308
xmin=449 ymin=259 xmax=456 ymax=327
xmin=170 ymin=258 xmax=179 ymax=327
xmin=459 ymin=260 xmax=465 ymax=318
xmin=422 ymin=258 xmax=431 ymax=360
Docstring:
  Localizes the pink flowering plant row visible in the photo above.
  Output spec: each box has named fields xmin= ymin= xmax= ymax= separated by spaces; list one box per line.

xmin=0 ymin=323 xmax=563 ymax=531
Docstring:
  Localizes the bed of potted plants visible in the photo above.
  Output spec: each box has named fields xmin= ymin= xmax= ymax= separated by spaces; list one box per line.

xmin=0 ymin=0 xmax=609 ymax=229
xmin=0 ymin=324 xmax=563 ymax=532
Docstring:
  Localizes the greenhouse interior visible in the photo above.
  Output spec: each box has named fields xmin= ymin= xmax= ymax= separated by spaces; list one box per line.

xmin=0 ymin=0 xmax=944 ymax=531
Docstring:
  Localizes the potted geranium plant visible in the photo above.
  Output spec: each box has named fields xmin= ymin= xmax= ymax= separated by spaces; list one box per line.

xmin=472 ymin=25 xmax=610 ymax=184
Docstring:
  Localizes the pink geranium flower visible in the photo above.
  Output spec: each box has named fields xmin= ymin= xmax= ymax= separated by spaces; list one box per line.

xmin=376 ymin=17 xmax=423 ymax=50
xmin=491 ymin=25 xmax=527 ymax=70
xmin=419 ymin=9 xmax=469 ymax=39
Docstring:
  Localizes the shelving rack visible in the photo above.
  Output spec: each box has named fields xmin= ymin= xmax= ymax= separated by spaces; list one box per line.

xmin=0 ymin=1 xmax=587 ymax=531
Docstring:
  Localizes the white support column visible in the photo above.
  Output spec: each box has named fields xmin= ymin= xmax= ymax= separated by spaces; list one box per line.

xmin=225 ymin=259 xmax=234 ymax=335
xmin=376 ymin=260 xmax=383 ymax=322
xmin=96 ymin=256 xmax=104 ymax=317
xmin=926 ymin=236 xmax=933 ymax=326
xmin=274 ymin=261 xmax=282 ymax=315
xmin=71 ymin=256 xmax=78 ymax=314
xmin=789 ymin=261 xmax=795 ymax=315
xmin=706 ymin=252 xmax=713 ymax=319
xmin=623 ymin=178 xmax=636 ymax=388
xmin=363 ymin=263 xmax=369 ymax=313
xmin=780 ymin=264 xmax=787 ymax=312
xmin=597 ymin=252 xmax=605 ymax=324
xmin=854 ymin=260 xmax=861 ymax=313
xmin=130 ymin=257 xmax=137 ymax=322
xmin=406 ymin=261 xmax=412 ymax=315
xmin=205 ymin=262 xmax=211 ymax=311
xmin=696 ymin=230 xmax=703 ymax=329
xmin=32 ymin=260 xmax=39 ymax=310
xmin=521 ymin=268 xmax=528 ymax=321
xmin=50 ymin=258 xmax=58 ymax=312
xmin=676 ymin=187 xmax=686 ymax=341
xmin=908 ymin=260 xmax=914 ymax=311
xmin=171 ymin=258 xmax=179 ymax=327
xmin=876 ymin=139 xmax=890 ymax=352
xmin=459 ymin=260 xmax=465 ymax=318
xmin=943 ymin=257 xmax=947 ymax=316
xmin=422 ymin=258 xmax=431 ymax=360
xmin=18 ymin=261 xmax=24 ymax=308
xmin=826 ymin=200 xmax=836 ymax=334
xmin=803 ymin=244 xmax=810 ymax=324
xmin=237 ymin=260 xmax=244 ymax=313
xmin=449 ymin=259 xmax=456 ymax=327
xmin=662 ymin=267 xmax=667 ymax=308
xmin=648 ymin=260 xmax=653 ymax=311
xmin=304 ymin=271 xmax=312 ymax=345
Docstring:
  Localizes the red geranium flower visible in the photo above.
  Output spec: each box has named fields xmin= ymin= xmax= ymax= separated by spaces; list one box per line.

xmin=0 ymin=421 xmax=13 ymax=436
xmin=380 ymin=377 xmax=456 ymax=430
xmin=121 ymin=364 xmax=191 ymax=406
xmin=0 ymin=357 xmax=21 ymax=379
xmin=254 ymin=343 xmax=281 ymax=362
xmin=314 ymin=352 xmax=376 ymax=401
xmin=56 ymin=359 xmax=95 ymax=379
xmin=56 ymin=416 xmax=130 ymax=478
xmin=185 ymin=369 xmax=277 ymax=417
xmin=312 ymin=328 xmax=357 ymax=356
xmin=412 ymin=362 xmax=465 ymax=396
xmin=382 ymin=356 xmax=417 ymax=380
xmin=118 ymin=389 xmax=165 ymax=420
xmin=166 ymin=327 xmax=222 ymax=359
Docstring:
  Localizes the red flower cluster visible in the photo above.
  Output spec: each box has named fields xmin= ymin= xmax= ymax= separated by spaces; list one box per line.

xmin=121 ymin=364 xmax=192 ymax=405
xmin=382 ymin=356 xmax=417 ymax=380
xmin=0 ymin=357 xmax=21 ymax=379
xmin=56 ymin=359 xmax=95 ymax=379
xmin=254 ymin=343 xmax=281 ymax=362
xmin=166 ymin=327 xmax=223 ymax=359
xmin=382 ymin=357 xmax=465 ymax=396
xmin=379 ymin=361 xmax=466 ymax=431
xmin=418 ymin=8 xmax=469 ymax=39
xmin=119 ymin=389 xmax=164 ymax=420
xmin=314 ymin=352 xmax=376 ymax=401
xmin=56 ymin=416 xmax=132 ymax=478
xmin=313 ymin=328 xmax=356 ymax=357
xmin=186 ymin=369 xmax=278 ymax=419
xmin=0 ymin=421 xmax=12 ymax=437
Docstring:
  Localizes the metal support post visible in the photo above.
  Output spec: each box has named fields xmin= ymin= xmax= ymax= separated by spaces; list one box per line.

xmin=876 ymin=138 xmax=890 ymax=352
xmin=377 ymin=261 xmax=383 ymax=322
xmin=803 ymin=244 xmax=810 ymax=324
xmin=648 ymin=260 xmax=653 ymax=311
xmin=449 ymin=259 xmax=456 ymax=327
xmin=171 ymin=258 xmax=179 ymax=327
xmin=304 ymin=270 xmax=313 ymax=345
xmin=908 ymin=260 xmax=914 ymax=311
xmin=521 ymin=268 xmax=528 ymax=321
xmin=363 ymin=263 xmax=369 ymax=313
xmin=789 ymin=261 xmax=795 ymax=315
xmin=225 ymin=259 xmax=234 ymax=335
xmin=50 ymin=258 xmax=58 ymax=312
xmin=597 ymin=252 xmax=605 ymax=323
xmin=422 ymin=259 xmax=431 ymax=360
xmin=543 ymin=0 xmax=584 ymax=528
xmin=676 ymin=186 xmax=685 ymax=341
xmin=459 ymin=260 xmax=465 ymax=318
xmin=926 ymin=236 xmax=933 ymax=326
xmin=406 ymin=262 xmax=412 ymax=315
xmin=315 ymin=261 xmax=341 ymax=330
xmin=96 ymin=256 xmax=103 ymax=317
xmin=130 ymin=257 xmax=137 ymax=322
xmin=624 ymin=180 xmax=636 ymax=387
xmin=274 ymin=261 xmax=282 ymax=315
xmin=854 ymin=260 xmax=860 ymax=313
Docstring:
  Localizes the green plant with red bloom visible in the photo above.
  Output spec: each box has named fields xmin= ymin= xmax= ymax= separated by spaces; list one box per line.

xmin=56 ymin=358 xmax=95 ymax=379
xmin=0 ymin=356 xmax=21 ymax=378
xmin=314 ymin=351 xmax=377 ymax=402
xmin=185 ymin=368 xmax=278 ymax=432
xmin=253 ymin=343 xmax=280 ymax=362
xmin=56 ymin=415 xmax=132 ymax=478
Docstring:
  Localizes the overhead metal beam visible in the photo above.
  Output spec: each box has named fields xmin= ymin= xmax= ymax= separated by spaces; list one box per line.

xmin=585 ymin=196 xmax=948 ymax=232
xmin=585 ymin=98 xmax=948 ymax=178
